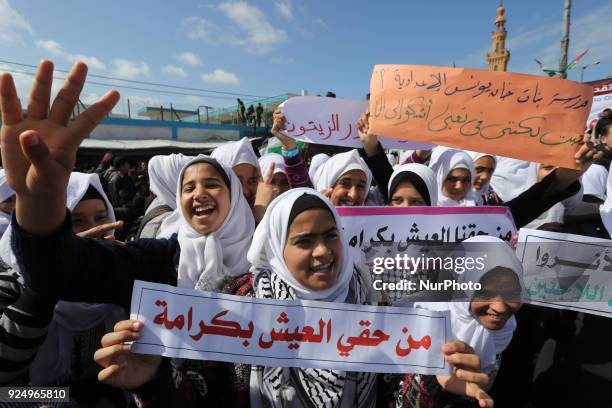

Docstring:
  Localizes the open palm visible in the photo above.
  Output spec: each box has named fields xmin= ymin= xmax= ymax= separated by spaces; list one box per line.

xmin=0 ymin=60 xmax=119 ymax=197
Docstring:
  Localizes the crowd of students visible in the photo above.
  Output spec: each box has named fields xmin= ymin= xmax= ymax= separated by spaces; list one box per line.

xmin=0 ymin=60 xmax=611 ymax=407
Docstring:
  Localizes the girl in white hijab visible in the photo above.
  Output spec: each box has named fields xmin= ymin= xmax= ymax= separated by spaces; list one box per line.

xmin=1 ymin=173 xmax=126 ymax=403
xmin=0 ymin=169 xmax=15 ymax=238
xmin=581 ymin=163 xmax=608 ymax=202
xmin=466 ymin=151 xmax=498 ymax=205
xmin=248 ymin=188 xmax=378 ymax=407
xmin=314 ymin=149 xmax=374 ymax=206
xmin=139 ymin=154 xmax=193 ymax=238
xmin=387 ymin=163 xmax=438 ymax=207
xmin=159 ymin=155 xmax=255 ymax=290
xmin=212 ymin=137 xmax=261 ymax=208
xmin=428 ymin=147 xmax=478 ymax=207
xmin=259 ymin=153 xmax=290 ymax=193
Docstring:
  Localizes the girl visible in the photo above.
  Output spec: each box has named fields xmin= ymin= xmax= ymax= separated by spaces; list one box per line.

xmin=258 ymin=153 xmax=290 ymax=194
xmin=466 ymin=151 xmax=498 ymax=205
xmin=428 ymin=147 xmax=479 ymax=207
xmin=212 ymin=137 xmax=261 ymax=209
xmin=314 ymin=150 xmax=374 ymax=206
xmin=387 ymin=163 xmax=437 ymax=207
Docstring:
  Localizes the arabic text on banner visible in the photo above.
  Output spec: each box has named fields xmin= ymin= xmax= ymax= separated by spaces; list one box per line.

xmin=279 ymin=96 xmax=433 ymax=150
xmin=517 ymin=228 xmax=612 ymax=318
xmin=369 ymin=65 xmax=593 ymax=169
xmin=130 ymin=280 xmax=452 ymax=374
xmin=337 ymin=206 xmax=517 ymax=250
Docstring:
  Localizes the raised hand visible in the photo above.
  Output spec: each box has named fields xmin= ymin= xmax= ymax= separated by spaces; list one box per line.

xmin=271 ymin=109 xmax=297 ymax=151
xmin=356 ymin=109 xmax=379 ymax=157
xmin=435 ymin=341 xmax=494 ymax=408
xmin=253 ymin=162 xmax=281 ymax=222
xmin=94 ymin=320 xmax=162 ymax=390
xmin=0 ymin=60 xmax=120 ymax=235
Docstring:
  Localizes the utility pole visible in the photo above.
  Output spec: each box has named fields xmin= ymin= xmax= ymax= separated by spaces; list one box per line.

xmin=558 ymin=0 xmax=571 ymax=78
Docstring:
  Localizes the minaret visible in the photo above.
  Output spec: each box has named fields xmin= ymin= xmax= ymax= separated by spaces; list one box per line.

xmin=486 ymin=4 xmax=510 ymax=71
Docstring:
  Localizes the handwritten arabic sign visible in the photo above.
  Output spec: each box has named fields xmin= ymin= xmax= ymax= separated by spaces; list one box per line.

xmin=517 ymin=228 xmax=612 ymax=318
xmin=130 ymin=280 xmax=452 ymax=374
xmin=369 ymin=65 xmax=594 ymax=169
xmin=279 ymin=96 xmax=432 ymax=150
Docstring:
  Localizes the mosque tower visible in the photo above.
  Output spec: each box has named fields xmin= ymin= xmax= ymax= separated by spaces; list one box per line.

xmin=486 ymin=4 xmax=510 ymax=71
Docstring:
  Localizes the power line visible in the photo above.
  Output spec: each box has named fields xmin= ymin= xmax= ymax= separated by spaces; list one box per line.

xmin=1 ymin=68 xmax=263 ymax=103
xmin=0 ymin=59 xmax=274 ymax=99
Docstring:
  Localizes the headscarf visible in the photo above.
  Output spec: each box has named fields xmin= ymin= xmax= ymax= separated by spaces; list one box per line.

xmin=313 ymin=149 xmax=373 ymax=194
xmin=0 ymin=172 xmax=114 ymax=275
xmin=415 ymin=236 xmax=522 ymax=376
xmin=489 ymin=157 xmax=537 ymax=202
xmin=428 ymin=147 xmax=478 ymax=206
xmin=211 ymin=137 xmax=260 ymax=171
xmin=307 ymin=153 xmax=330 ymax=184
xmin=147 ymin=154 xmax=193 ymax=210
xmin=581 ymin=163 xmax=608 ymax=202
xmin=24 ymin=172 xmax=125 ymax=386
xmin=466 ymin=150 xmax=498 ymax=201
xmin=0 ymin=169 xmax=15 ymax=238
xmin=258 ymin=153 xmax=286 ymax=178
xmin=387 ymin=163 xmax=437 ymax=206
xmin=248 ymin=188 xmax=377 ymax=407
xmin=159 ymin=156 xmax=255 ymax=291
xmin=248 ymin=188 xmax=353 ymax=302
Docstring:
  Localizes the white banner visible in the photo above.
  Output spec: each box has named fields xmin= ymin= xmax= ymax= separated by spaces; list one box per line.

xmin=517 ymin=228 xmax=612 ymax=318
xmin=130 ymin=280 xmax=452 ymax=374
xmin=587 ymin=80 xmax=612 ymax=125
xmin=337 ymin=206 xmax=517 ymax=249
xmin=279 ymin=96 xmax=433 ymax=150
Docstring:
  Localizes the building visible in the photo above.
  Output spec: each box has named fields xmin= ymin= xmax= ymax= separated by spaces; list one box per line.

xmin=486 ymin=5 xmax=510 ymax=72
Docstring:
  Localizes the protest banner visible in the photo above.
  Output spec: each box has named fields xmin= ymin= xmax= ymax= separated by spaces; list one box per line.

xmin=279 ymin=96 xmax=433 ymax=150
xmin=516 ymin=228 xmax=612 ymax=318
xmin=337 ymin=206 xmax=517 ymax=248
xmin=337 ymin=207 xmax=517 ymax=303
xmin=130 ymin=280 xmax=452 ymax=374
xmin=368 ymin=65 xmax=594 ymax=169
xmin=587 ymin=79 xmax=612 ymax=125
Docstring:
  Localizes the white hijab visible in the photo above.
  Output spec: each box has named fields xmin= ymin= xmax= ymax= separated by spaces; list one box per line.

xmin=582 ymin=163 xmax=608 ymax=201
xmin=416 ymin=236 xmax=521 ymax=376
xmin=258 ymin=153 xmax=286 ymax=178
xmin=147 ymin=154 xmax=193 ymax=210
xmin=387 ymin=163 xmax=438 ymax=206
xmin=466 ymin=151 xmax=498 ymax=201
xmin=428 ymin=147 xmax=478 ymax=207
xmin=489 ymin=157 xmax=537 ymax=202
xmin=308 ymin=153 xmax=330 ymax=184
xmin=313 ymin=149 xmax=373 ymax=193
xmin=26 ymin=172 xmax=125 ymax=386
xmin=0 ymin=172 xmax=114 ymax=274
xmin=160 ymin=156 xmax=255 ymax=291
xmin=248 ymin=188 xmax=353 ymax=302
xmin=0 ymin=169 xmax=15 ymax=238
xmin=211 ymin=137 xmax=260 ymax=170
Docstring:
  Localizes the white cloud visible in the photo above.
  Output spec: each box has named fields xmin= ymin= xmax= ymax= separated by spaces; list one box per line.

xmin=0 ymin=0 xmax=33 ymax=45
xmin=36 ymin=39 xmax=106 ymax=70
xmin=185 ymin=95 xmax=204 ymax=104
xmin=111 ymin=59 xmax=150 ymax=79
xmin=177 ymin=51 xmax=202 ymax=66
xmin=218 ymin=1 xmax=287 ymax=55
xmin=161 ymin=64 xmax=187 ymax=77
xmin=180 ymin=16 xmax=217 ymax=42
xmin=270 ymin=57 xmax=295 ymax=64
xmin=313 ymin=17 xmax=325 ymax=26
xmin=275 ymin=0 xmax=293 ymax=20
xmin=201 ymin=68 xmax=240 ymax=85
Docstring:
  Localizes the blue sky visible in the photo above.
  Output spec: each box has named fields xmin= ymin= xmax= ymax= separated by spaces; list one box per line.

xmin=1 ymin=0 xmax=611 ymax=115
